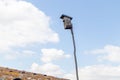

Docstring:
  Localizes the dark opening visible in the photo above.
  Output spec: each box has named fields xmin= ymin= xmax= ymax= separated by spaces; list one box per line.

xmin=13 ymin=78 xmax=22 ymax=80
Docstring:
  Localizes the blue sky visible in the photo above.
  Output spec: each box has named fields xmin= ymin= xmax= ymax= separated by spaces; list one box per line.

xmin=0 ymin=0 xmax=120 ymax=80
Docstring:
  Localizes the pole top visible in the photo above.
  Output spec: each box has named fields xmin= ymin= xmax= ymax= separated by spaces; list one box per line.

xmin=60 ymin=14 xmax=72 ymax=20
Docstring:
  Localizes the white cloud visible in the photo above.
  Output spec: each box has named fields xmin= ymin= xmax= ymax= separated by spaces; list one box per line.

xmin=64 ymin=73 xmax=76 ymax=80
xmin=30 ymin=48 xmax=71 ymax=78
xmin=31 ymin=64 xmax=120 ymax=80
xmin=3 ymin=50 xmax=35 ymax=60
xmin=64 ymin=65 xmax=120 ymax=80
xmin=22 ymin=50 xmax=35 ymax=56
xmin=85 ymin=45 xmax=120 ymax=62
xmin=5 ymin=53 xmax=17 ymax=60
xmin=41 ymin=48 xmax=71 ymax=63
xmin=0 ymin=0 xmax=59 ymax=50
xmin=30 ymin=62 xmax=64 ymax=77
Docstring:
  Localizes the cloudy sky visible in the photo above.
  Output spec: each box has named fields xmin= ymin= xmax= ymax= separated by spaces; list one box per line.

xmin=0 ymin=0 xmax=120 ymax=80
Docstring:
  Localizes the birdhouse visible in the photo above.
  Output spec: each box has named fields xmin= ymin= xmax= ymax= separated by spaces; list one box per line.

xmin=60 ymin=14 xmax=73 ymax=29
